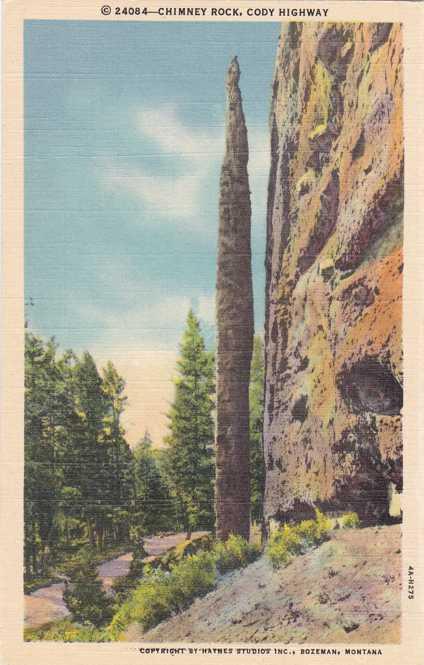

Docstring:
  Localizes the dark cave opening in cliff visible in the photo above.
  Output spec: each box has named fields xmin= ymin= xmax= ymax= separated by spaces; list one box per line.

xmin=338 ymin=358 xmax=403 ymax=416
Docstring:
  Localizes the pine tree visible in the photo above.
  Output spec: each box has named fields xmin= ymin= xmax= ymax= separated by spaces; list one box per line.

xmin=133 ymin=431 xmax=175 ymax=535
xmin=135 ymin=429 xmax=153 ymax=454
xmin=63 ymin=553 xmax=114 ymax=627
xmin=24 ymin=333 xmax=74 ymax=576
xmin=24 ymin=330 xmax=137 ymax=580
xmin=102 ymin=361 xmax=133 ymax=545
xmin=70 ymin=352 xmax=109 ymax=549
xmin=164 ymin=310 xmax=215 ymax=537
xmin=249 ymin=336 xmax=265 ymax=525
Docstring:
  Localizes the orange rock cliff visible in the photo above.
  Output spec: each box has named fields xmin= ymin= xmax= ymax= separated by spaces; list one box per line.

xmin=263 ymin=23 xmax=403 ymax=526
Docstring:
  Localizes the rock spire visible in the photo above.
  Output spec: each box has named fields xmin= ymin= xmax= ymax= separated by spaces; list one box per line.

xmin=215 ymin=56 xmax=254 ymax=541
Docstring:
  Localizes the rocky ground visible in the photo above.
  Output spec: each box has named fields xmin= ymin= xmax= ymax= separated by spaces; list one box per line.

xmin=126 ymin=525 xmax=401 ymax=644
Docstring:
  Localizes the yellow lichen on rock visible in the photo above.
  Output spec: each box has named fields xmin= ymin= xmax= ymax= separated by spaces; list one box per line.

xmin=264 ymin=23 xmax=403 ymax=525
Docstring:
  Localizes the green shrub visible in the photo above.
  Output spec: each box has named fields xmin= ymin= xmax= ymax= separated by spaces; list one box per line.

xmin=159 ymin=535 xmax=214 ymax=571
xmin=266 ymin=539 xmax=288 ymax=568
xmin=339 ymin=511 xmax=360 ymax=529
xmin=31 ymin=535 xmax=260 ymax=642
xmin=295 ymin=519 xmax=320 ymax=546
xmin=282 ymin=523 xmax=304 ymax=552
xmin=63 ymin=557 xmax=114 ymax=628
xmin=267 ymin=522 xmax=305 ymax=566
xmin=225 ymin=534 xmax=260 ymax=565
xmin=266 ymin=510 xmax=332 ymax=569
xmin=109 ymin=570 xmax=176 ymax=639
xmin=24 ymin=619 xmax=110 ymax=642
xmin=111 ymin=540 xmax=150 ymax=603
xmin=128 ymin=551 xmax=145 ymax=579
xmin=314 ymin=508 xmax=332 ymax=540
xmin=111 ymin=574 xmax=137 ymax=603
xmin=169 ymin=551 xmax=217 ymax=611
xmin=213 ymin=535 xmax=260 ymax=574
xmin=109 ymin=535 xmax=259 ymax=639
xmin=213 ymin=541 xmax=237 ymax=574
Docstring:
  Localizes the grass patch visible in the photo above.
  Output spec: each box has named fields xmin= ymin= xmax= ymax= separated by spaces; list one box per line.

xmin=214 ymin=534 xmax=260 ymax=574
xmin=266 ymin=510 xmax=361 ymax=569
xmin=339 ymin=511 xmax=360 ymax=529
xmin=266 ymin=509 xmax=333 ymax=569
xmin=24 ymin=619 xmax=110 ymax=642
xmin=109 ymin=550 xmax=217 ymax=639
xmin=24 ymin=576 xmax=64 ymax=595
xmin=109 ymin=536 xmax=260 ymax=639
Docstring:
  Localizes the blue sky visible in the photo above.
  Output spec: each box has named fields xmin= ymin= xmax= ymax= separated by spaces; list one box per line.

xmin=24 ymin=20 xmax=279 ymax=443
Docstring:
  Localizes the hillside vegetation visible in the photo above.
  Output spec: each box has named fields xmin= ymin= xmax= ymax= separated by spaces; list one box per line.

xmin=128 ymin=525 xmax=401 ymax=644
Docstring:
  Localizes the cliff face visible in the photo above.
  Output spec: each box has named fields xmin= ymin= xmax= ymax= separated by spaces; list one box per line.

xmin=264 ymin=23 xmax=403 ymax=525
xmin=215 ymin=58 xmax=254 ymax=540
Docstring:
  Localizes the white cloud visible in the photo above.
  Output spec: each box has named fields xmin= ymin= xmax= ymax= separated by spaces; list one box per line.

xmin=103 ymin=160 xmax=209 ymax=220
xmin=73 ymin=294 xmax=192 ymax=342
xmin=102 ymin=105 xmax=270 ymax=228
xmin=102 ymin=106 xmax=224 ymax=224
xmin=136 ymin=106 xmax=223 ymax=160
xmin=92 ymin=108 xmax=270 ymax=446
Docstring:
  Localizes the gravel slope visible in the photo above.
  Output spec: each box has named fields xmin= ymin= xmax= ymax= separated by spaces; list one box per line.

xmin=125 ymin=525 xmax=401 ymax=644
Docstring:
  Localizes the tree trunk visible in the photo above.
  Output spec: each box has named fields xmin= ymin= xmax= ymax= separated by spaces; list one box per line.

xmin=87 ymin=520 xmax=95 ymax=548
xmin=96 ymin=524 xmax=104 ymax=551
xmin=215 ymin=57 xmax=254 ymax=541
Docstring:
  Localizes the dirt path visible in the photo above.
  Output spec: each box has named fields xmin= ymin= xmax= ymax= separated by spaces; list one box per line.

xmin=24 ymin=531 xmax=208 ymax=629
xmin=126 ymin=525 xmax=401 ymax=644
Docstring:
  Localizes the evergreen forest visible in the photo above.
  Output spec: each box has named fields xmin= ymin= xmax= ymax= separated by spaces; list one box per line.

xmin=24 ymin=311 xmax=265 ymax=590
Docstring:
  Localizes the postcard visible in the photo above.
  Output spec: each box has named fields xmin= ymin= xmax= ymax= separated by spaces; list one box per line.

xmin=1 ymin=1 xmax=424 ymax=663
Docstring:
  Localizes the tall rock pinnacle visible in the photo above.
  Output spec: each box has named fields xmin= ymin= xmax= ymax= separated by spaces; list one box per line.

xmin=215 ymin=57 xmax=254 ymax=541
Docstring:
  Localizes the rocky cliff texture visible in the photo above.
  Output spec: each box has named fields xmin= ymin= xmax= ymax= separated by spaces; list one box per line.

xmin=215 ymin=57 xmax=254 ymax=540
xmin=264 ymin=23 xmax=403 ymax=525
